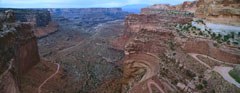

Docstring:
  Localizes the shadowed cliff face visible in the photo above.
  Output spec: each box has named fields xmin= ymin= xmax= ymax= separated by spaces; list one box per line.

xmin=0 ymin=10 xmax=40 ymax=93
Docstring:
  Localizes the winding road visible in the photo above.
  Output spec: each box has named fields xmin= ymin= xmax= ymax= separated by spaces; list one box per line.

xmin=38 ymin=63 xmax=60 ymax=93
xmin=188 ymin=53 xmax=240 ymax=88
xmin=127 ymin=53 xmax=166 ymax=93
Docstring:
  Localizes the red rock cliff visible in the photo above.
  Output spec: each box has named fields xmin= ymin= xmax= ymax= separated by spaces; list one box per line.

xmin=195 ymin=0 xmax=240 ymax=26
xmin=0 ymin=9 xmax=59 ymax=38
xmin=0 ymin=10 xmax=40 ymax=93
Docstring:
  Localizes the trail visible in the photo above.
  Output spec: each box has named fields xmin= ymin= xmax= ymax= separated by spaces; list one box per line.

xmin=38 ymin=63 xmax=60 ymax=93
xmin=188 ymin=53 xmax=237 ymax=66
xmin=0 ymin=59 xmax=13 ymax=79
xmin=188 ymin=53 xmax=240 ymax=88
xmin=188 ymin=53 xmax=211 ymax=69
xmin=147 ymin=80 xmax=165 ymax=93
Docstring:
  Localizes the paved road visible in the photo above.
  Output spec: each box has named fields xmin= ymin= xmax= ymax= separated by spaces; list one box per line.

xmin=188 ymin=53 xmax=240 ymax=88
xmin=38 ymin=63 xmax=60 ymax=93
xmin=213 ymin=66 xmax=240 ymax=88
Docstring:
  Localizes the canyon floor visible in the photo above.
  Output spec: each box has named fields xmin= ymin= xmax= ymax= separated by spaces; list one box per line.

xmin=20 ymin=16 xmax=126 ymax=92
xmin=19 ymin=10 xmax=240 ymax=93
xmin=1 ymin=1 xmax=240 ymax=92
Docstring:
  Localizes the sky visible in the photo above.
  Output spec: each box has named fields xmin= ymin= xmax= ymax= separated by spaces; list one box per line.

xmin=0 ymin=0 xmax=194 ymax=8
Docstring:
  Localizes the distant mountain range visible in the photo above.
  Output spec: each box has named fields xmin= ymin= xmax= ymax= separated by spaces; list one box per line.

xmin=122 ymin=4 xmax=150 ymax=14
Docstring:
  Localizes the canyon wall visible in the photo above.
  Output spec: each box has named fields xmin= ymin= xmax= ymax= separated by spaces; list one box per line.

xmin=120 ymin=4 xmax=240 ymax=92
xmin=142 ymin=0 xmax=240 ymax=26
xmin=195 ymin=0 xmax=240 ymax=26
xmin=183 ymin=38 xmax=240 ymax=64
xmin=174 ymin=1 xmax=198 ymax=13
xmin=0 ymin=10 xmax=40 ymax=93
xmin=49 ymin=8 xmax=129 ymax=28
xmin=141 ymin=2 xmax=197 ymax=15
xmin=0 ymin=9 xmax=58 ymax=38
xmin=120 ymin=11 xmax=195 ymax=92
xmin=0 ymin=9 xmax=51 ymax=27
xmin=125 ymin=14 xmax=192 ymax=33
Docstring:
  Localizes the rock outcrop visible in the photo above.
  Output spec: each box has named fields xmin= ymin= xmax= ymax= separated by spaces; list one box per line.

xmin=174 ymin=1 xmax=198 ymax=13
xmin=0 ymin=9 xmax=51 ymax=27
xmin=195 ymin=0 xmax=240 ymax=26
xmin=121 ymin=10 xmax=195 ymax=92
xmin=0 ymin=10 xmax=40 ymax=93
xmin=141 ymin=2 xmax=197 ymax=15
xmin=0 ymin=9 xmax=58 ymax=38
xmin=120 ymin=4 xmax=240 ymax=92
xmin=183 ymin=38 xmax=240 ymax=64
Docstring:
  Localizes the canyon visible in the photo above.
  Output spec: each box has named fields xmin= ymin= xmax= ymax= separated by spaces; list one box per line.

xmin=0 ymin=0 xmax=240 ymax=93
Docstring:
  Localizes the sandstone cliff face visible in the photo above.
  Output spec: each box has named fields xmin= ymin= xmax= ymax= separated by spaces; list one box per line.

xmin=121 ymin=12 xmax=196 ymax=92
xmin=0 ymin=10 xmax=40 ymax=93
xmin=125 ymin=14 xmax=192 ymax=33
xmin=195 ymin=0 xmax=240 ymax=26
xmin=175 ymin=1 xmax=198 ymax=13
xmin=121 ymin=5 xmax=240 ymax=92
xmin=183 ymin=38 xmax=240 ymax=64
xmin=141 ymin=2 xmax=197 ymax=15
xmin=0 ymin=9 xmax=51 ymax=27
xmin=0 ymin=9 xmax=58 ymax=38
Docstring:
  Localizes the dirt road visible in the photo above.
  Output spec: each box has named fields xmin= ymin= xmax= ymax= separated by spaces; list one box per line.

xmin=188 ymin=53 xmax=240 ymax=88
xmin=38 ymin=63 xmax=60 ymax=93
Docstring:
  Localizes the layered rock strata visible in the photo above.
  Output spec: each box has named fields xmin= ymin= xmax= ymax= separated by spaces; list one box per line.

xmin=0 ymin=9 xmax=58 ymax=38
xmin=0 ymin=10 xmax=40 ymax=93
xmin=195 ymin=0 xmax=240 ymax=26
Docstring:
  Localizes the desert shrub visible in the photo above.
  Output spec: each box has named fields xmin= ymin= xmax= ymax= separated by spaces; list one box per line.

xmin=199 ymin=31 xmax=203 ymax=35
xmin=223 ymin=34 xmax=231 ymax=42
xmin=211 ymin=33 xmax=216 ymax=39
xmin=168 ymin=41 xmax=176 ymax=50
xmin=196 ymin=84 xmax=204 ymax=90
xmin=211 ymin=89 xmax=215 ymax=93
xmin=202 ymin=80 xmax=208 ymax=86
xmin=232 ymin=42 xmax=239 ymax=45
xmin=230 ymin=32 xmax=235 ymax=39
xmin=227 ymin=40 xmax=231 ymax=45
xmin=195 ymin=19 xmax=204 ymax=24
xmin=185 ymin=69 xmax=196 ymax=78
xmin=229 ymin=69 xmax=240 ymax=83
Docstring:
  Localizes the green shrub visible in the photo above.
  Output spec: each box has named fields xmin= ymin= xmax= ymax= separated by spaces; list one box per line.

xmin=196 ymin=84 xmax=204 ymax=90
xmin=232 ymin=42 xmax=239 ymax=45
xmin=229 ymin=69 xmax=240 ymax=83
xmin=230 ymin=32 xmax=235 ymax=39
xmin=223 ymin=35 xmax=231 ymax=42
xmin=199 ymin=31 xmax=203 ymax=35
xmin=211 ymin=33 xmax=216 ymax=39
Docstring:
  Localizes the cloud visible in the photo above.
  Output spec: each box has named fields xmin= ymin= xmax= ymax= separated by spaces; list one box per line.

xmin=0 ymin=0 xmax=195 ymax=8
